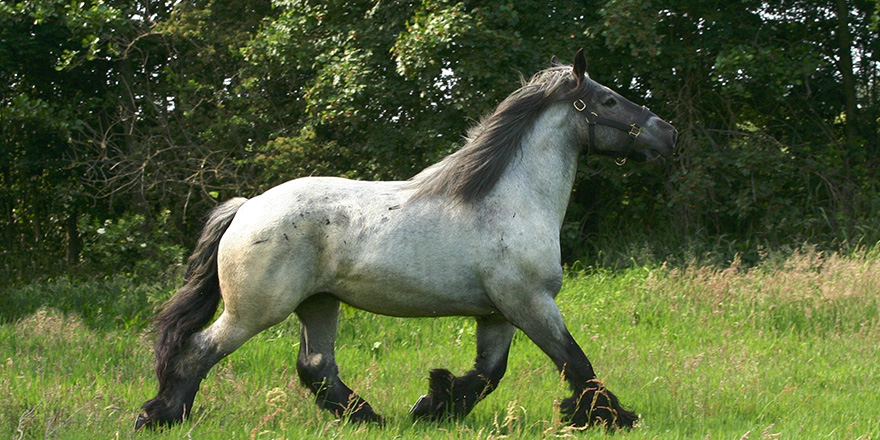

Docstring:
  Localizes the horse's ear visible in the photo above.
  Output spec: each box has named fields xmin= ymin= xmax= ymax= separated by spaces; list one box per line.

xmin=550 ymin=55 xmax=563 ymax=67
xmin=573 ymin=48 xmax=587 ymax=88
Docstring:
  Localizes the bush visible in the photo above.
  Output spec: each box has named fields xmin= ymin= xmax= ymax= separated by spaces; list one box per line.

xmin=78 ymin=209 xmax=187 ymax=279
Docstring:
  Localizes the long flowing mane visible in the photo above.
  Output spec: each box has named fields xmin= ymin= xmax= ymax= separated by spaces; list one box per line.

xmin=409 ymin=65 xmax=588 ymax=204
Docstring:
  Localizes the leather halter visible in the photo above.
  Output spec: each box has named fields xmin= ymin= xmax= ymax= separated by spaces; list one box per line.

xmin=573 ymin=99 xmax=653 ymax=165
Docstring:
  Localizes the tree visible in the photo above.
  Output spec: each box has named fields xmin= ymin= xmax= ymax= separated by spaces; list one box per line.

xmin=585 ymin=0 xmax=879 ymax=261
xmin=1 ymin=0 xmax=132 ymax=275
xmin=2 ymin=0 xmax=879 ymax=280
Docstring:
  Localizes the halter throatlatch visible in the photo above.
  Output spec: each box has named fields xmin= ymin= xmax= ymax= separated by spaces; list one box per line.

xmin=573 ymin=99 xmax=652 ymax=165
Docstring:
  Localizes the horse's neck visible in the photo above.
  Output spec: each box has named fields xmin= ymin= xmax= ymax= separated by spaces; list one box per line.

xmin=494 ymin=106 xmax=580 ymax=226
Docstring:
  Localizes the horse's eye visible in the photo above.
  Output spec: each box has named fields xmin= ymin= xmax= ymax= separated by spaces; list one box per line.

xmin=603 ymin=98 xmax=617 ymax=107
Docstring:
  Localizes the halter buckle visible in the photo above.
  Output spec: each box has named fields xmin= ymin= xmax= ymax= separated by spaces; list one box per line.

xmin=573 ymin=99 xmax=587 ymax=112
xmin=628 ymin=124 xmax=642 ymax=138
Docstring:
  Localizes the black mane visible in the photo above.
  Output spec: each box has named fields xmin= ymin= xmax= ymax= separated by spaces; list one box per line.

xmin=409 ymin=64 xmax=589 ymax=203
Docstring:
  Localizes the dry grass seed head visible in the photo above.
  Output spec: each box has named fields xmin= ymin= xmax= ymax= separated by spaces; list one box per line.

xmin=15 ymin=308 xmax=90 ymax=340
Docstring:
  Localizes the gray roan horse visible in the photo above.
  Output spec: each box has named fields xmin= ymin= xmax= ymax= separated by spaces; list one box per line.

xmin=135 ymin=50 xmax=677 ymax=431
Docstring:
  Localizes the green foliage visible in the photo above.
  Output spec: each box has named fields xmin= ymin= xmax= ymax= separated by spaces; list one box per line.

xmin=2 ymin=0 xmax=880 ymax=280
xmin=393 ymin=1 xmax=475 ymax=78
xmin=252 ymin=128 xmax=357 ymax=188
xmin=560 ymin=0 xmax=880 ymax=267
xmin=77 ymin=210 xmax=187 ymax=278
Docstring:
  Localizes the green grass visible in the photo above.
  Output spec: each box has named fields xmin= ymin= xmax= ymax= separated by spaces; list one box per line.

xmin=2 ymin=248 xmax=879 ymax=439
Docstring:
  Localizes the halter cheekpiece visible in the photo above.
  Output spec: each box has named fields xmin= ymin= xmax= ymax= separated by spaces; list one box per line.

xmin=573 ymin=99 xmax=652 ymax=165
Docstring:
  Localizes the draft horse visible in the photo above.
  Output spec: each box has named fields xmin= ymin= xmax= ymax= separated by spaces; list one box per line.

xmin=135 ymin=49 xmax=677 ymax=430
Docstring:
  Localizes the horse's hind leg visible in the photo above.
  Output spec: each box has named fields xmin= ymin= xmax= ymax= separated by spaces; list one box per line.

xmin=295 ymin=293 xmax=382 ymax=423
xmin=410 ymin=314 xmax=516 ymax=421
xmin=137 ymin=310 xmax=275 ymax=429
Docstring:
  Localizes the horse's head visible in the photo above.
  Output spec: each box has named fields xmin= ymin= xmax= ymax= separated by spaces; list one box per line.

xmin=557 ymin=49 xmax=677 ymax=163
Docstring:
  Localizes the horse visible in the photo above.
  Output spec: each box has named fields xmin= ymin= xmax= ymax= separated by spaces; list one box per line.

xmin=134 ymin=49 xmax=677 ymax=431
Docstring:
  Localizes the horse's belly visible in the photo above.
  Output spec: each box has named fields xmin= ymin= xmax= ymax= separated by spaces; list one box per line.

xmin=328 ymin=260 xmax=497 ymax=318
xmin=332 ymin=286 xmax=498 ymax=318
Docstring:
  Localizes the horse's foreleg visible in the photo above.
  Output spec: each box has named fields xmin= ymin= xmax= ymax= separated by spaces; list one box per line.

xmin=295 ymin=294 xmax=382 ymax=424
xmin=503 ymin=295 xmax=637 ymax=429
xmin=410 ymin=314 xmax=515 ymax=422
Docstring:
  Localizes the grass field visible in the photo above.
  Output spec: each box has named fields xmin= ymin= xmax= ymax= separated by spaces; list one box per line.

xmin=2 ymin=247 xmax=879 ymax=439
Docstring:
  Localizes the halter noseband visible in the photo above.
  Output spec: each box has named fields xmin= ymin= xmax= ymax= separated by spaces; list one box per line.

xmin=573 ymin=99 xmax=652 ymax=165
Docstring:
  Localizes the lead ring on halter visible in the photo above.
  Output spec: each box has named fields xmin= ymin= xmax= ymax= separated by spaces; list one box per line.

xmin=573 ymin=98 xmax=652 ymax=165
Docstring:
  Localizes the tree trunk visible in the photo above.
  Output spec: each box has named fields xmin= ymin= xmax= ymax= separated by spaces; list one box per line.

xmin=65 ymin=208 xmax=82 ymax=268
xmin=835 ymin=0 xmax=860 ymax=149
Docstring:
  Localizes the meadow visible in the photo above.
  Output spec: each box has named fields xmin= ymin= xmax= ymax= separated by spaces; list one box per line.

xmin=2 ymin=247 xmax=879 ymax=439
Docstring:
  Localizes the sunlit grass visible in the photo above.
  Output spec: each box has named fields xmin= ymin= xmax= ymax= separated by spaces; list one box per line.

xmin=2 ymin=247 xmax=878 ymax=438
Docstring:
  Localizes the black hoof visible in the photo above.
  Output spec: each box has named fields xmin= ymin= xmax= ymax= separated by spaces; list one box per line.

xmin=560 ymin=385 xmax=637 ymax=429
xmin=133 ymin=412 xmax=181 ymax=431
xmin=346 ymin=400 xmax=384 ymax=426
xmin=137 ymin=397 xmax=187 ymax=431
xmin=134 ymin=413 xmax=159 ymax=431
xmin=410 ymin=394 xmax=442 ymax=421
xmin=410 ymin=369 xmax=458 ymax=421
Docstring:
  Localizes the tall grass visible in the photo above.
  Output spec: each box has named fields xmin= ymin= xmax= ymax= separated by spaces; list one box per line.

xmin=2 ymin=247 xmax=878 ymax=439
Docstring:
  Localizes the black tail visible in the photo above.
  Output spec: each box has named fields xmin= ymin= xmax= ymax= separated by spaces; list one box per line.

xmin=152 ymin=197 xmax=247 ymax=390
